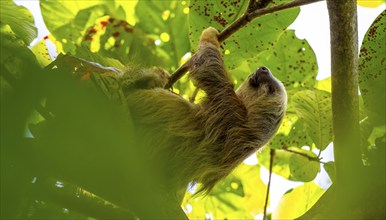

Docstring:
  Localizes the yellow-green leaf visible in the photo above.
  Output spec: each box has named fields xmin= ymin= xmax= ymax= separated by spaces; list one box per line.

xmin=258 ymin=148 xmax=320 ymax=182
xmin=0 ymin=0 xmax=37 ymax=45
xmin=31 ymin=39 xmax=52 ymax=67
xmin=293 ymin=89 xmax=332 ymax=150
xmin=273 ymin=182 xmax=325 ymax=219
xmin=357 ymin=0 xmax=385 ymax=8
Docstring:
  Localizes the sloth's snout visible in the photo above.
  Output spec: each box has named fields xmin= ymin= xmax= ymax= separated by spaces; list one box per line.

xmin=256 ymin=66 xmax=270 ymax=75
xmin=249 ymin=66 xmax=281 ymax=94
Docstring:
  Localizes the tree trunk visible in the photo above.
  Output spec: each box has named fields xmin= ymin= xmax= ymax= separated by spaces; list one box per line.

xmin=298 ymin=1 xmax=364 ymax=218
xmin=327 ymin=0 xmax=362 ymax=201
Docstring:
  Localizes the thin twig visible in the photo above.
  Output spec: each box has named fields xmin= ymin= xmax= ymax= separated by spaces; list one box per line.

xmin=166 ymin=0 xmax=324 ymax=88
xmin=263 ymin=148 xmax=275 ymax=220
xmin=164 ymin=62 xmax=189 ymax=89
xmin=189 ymin=87 xmax=200 ymax=103
xmin=282 ymin=147 xmax=326 ymax=164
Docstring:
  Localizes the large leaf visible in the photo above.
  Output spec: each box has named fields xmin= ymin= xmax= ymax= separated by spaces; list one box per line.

xmin=258 ymin=148 xmax=321 ymax=182
xmin=26 ymin=59 xmax=184 ymax=218
xmin=0 ymin=25 xmax=42 ymax=141
xmin=358 ymin=10 xmax=386 ymax=126
xmin=1 ymin=24 xmax=47 ymax=220
xmin=0 ymin=25 xmax=40 ymax=80
xmin=40 ymin=0 xmax=167 ymax=68
xmin=273 ymin=182 xmax=325 ymax=219
xmin=230 ymin=30 xmax=318 ymax=90
xmin=31 ymin=38 xmax=53 ymax=67
xmin=189 ymin=0 xmax=300 ymax=71
xmin=269 ymin=113 xmax=314 ymax=149
xmin=40 ymin=0 xmax=120 ymax=35
xmin=0 ymin=0 xmax=37 ymax=45
xmin=40 ymin=1 xmax=123 ymax=53
xmin=135 ymin=1 xmax=190 ymax=70
xmin=292 ymin=89 xmax=332 ymax=150
xmin=182 ymin=164 xmax=266 ymax=219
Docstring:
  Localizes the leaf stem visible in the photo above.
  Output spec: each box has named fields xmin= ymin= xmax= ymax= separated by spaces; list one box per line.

xmin=263 ymin=148 xmax=275 ymax=220
xmin=189 ymin=87 xmax=200 ymax=103
xmin=282 ymin=147 xmax=326 ymax=164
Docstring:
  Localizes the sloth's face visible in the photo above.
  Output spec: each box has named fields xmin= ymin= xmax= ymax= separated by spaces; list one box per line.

xmin=236 ymin=66 xmax=286 ymax=99
xmin=248 ymin=66 xmax=284 ymax=94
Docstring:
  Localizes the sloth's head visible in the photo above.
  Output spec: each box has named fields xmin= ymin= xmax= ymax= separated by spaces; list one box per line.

xmin=236 ymin=66 xmax=287 ymax=130
xmin=234 ymin=66 xmax=287 ymax=151
xmin=236 ymin=66 xmax=286 ymax=100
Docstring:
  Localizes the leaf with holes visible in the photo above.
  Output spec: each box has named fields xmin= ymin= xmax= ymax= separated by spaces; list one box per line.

xmin=269 ymin=113 xmax=314 ymax=149
xmin=31 ymin=39 xmax=52 ymax=67
xmin=292 ymin=89 xmax=332 ymax=150
xmin=359 ymin=10 xmax=386 ymax=126
xmin=258 ymin=148 xmax=320 ymax=182
xmin=40 ymin=1 xmax=127 ymax=54
xmin=231 ymin=30 xmax=318 ymax=90
xmin=189 ymin=0 xmax=299 ymax=70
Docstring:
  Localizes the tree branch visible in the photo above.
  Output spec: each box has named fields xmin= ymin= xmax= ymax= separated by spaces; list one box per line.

xmin=247 ymin=0 xmax=273 ymax=13
xmin=165 ymin=0 xmax=325 ymax=88
xmin=219 ymin=0 xmax=323 ymax=42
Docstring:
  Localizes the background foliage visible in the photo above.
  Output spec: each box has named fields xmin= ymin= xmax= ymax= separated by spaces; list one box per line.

xmin=1 ymin=0 xmax=385 ymax=219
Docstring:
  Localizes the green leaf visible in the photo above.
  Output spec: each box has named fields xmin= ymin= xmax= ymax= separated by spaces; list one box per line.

xmin=0 ymin=0 xmax=37 ymax=45
xmin=292 ymin=89 xmax=332 ymax=150
xmin=40 ymin=0 xmax=168 ymax=68
xmin=269 ymin=113 xmax=314 ymax=149
xmin=189 ymin=0 xmax=300 ymax=70
xmin=359 ymin=10 xmax=386 ymax=126
xmin=31 ymin=39 xmax=52 ymax=67
xmin=315 ymin=77 xmax=331 ymax=92
xmin=0 ymin=25 xmax=40 ymax=80
xmin=135 ymin=1 xmax=190 ymax=70
xmin=231 ymin=30 xmax=318 ymax=90
xmin=273 ymin=182 xmax=325 ymax=219
xmin=288 ymin=148 xmax=321 ymax=181
xmin=40 ymin=0 xmax=118 ymax=35
xmin=75 ymin=47 xmax=125 ymax=69
xmin=40 ymin=1 xmax=122 ymax=54
xmin=183 ymin=164 xmax=266 ymax=219
xmin=323 ymin=161 xmax=336 ymax=182
xmin=258 ymin=148 xmax=320 ymax=182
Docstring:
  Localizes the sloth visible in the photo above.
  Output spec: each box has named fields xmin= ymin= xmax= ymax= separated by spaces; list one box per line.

xmin=121 ymin=27 xmax=287 ymax=200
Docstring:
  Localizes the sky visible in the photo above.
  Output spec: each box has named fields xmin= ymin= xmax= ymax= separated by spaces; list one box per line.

xmin=13 ymin=0 xmax=385 ymax=218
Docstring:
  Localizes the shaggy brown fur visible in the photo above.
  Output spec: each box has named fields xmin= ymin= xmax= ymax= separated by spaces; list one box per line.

xmin=122 ymin=28 xmax=287 ymax=198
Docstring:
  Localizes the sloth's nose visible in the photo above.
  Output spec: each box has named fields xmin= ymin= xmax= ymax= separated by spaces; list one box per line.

xmin=257 ymin=66 xmax=270 ymax=75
